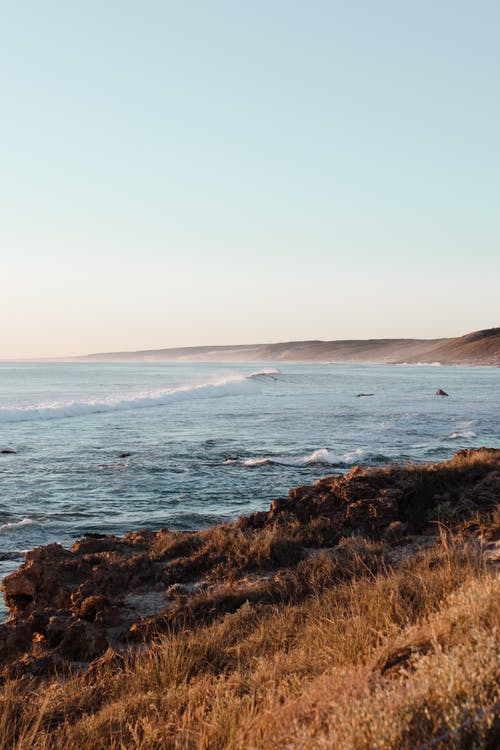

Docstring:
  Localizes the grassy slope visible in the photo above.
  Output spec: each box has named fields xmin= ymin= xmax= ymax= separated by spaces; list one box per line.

xmin=1 ymin=454 xmax=499 ymax=749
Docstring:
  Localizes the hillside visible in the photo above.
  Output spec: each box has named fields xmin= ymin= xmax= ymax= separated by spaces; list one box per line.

xmin=83 ymin=327 xmax=500 ymax=365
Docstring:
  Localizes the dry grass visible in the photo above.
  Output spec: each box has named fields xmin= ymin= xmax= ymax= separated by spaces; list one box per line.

xmin=161 ymin=525 xmax=304 ymax=585
xmin=1 ymin=532 xmax=498 ymax=750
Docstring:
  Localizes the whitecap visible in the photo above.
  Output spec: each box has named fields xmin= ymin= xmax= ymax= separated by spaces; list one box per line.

xmin=241 ymin=457 xmax=272 ymax=467
xmin=0 ymin=371 xmax=273 ymax=423
xmin=0 ymin=518 xmax=34 ymax=533
xmin=445 ymin=430 xmax=477 ymax=440
xmin=237 ymin=447 xmax=366 ymax=468
xmin=247 ymin=369 xmax=281 ymax=381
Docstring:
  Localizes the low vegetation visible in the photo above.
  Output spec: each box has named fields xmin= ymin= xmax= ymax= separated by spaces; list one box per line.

xmin=0 ymin=449 xmax=498 ymax=748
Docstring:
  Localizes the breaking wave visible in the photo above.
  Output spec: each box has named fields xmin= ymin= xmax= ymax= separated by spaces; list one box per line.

xmin=226 ymin=447 xmax=366 ymax=468
xmin=0 ymin=371 xmax=277 ymax=423
xmin=247 ymin=369 xmax=281 ymax=381
xmin=446 ymin=430 xmax=477 ymax=440
xmin=0 ymin=518 xmax=34 ymax=533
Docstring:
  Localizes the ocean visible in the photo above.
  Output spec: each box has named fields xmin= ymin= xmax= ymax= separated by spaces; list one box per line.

xmin=1 ymin=361 xmax=499 ymax=617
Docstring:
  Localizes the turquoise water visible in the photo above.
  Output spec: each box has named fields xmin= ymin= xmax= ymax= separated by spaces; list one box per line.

xmin=1 ymin=361 xmax=499 ymax=604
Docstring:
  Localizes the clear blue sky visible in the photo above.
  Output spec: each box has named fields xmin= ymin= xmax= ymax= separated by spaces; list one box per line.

xmin=1 ymin=0 xmax=499 ymax=358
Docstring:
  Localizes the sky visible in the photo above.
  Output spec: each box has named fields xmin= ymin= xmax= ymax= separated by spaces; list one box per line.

xmin=1 ymin=1 xmax=499 ymax=358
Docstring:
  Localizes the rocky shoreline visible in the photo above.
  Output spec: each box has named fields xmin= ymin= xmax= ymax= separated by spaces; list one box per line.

xmin=1 ymin=447 xmax=499 ymax=681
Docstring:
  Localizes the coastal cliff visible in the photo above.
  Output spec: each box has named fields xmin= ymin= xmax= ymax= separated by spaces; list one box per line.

xmin=0 ymin=448 xmax=499 ymax=748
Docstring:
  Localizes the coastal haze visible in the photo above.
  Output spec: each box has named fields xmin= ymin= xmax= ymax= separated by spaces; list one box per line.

xmin=83 ymin=327 xmax=500 ymax=366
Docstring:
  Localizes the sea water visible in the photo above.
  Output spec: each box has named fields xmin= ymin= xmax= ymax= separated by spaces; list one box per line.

xmin=1 ymin=361 xmax=499 ymax=617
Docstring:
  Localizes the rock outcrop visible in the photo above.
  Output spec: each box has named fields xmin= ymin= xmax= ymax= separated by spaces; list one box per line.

xmin=1 ymin=447 xmax=499 ymax=679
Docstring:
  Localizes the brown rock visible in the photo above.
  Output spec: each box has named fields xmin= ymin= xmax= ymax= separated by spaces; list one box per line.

xmin=3 ymin=567 xmax=38 ymax=600
xmin=71 ymin=535 xmax=123 ymax=554
xmin=46 ymin=615 xmax=73 ymax=647
xmin=77 ymin=595 xmax=110 ymax=622
xmin=94 ymin=606 xmax=123 ymax=627
xmin=0 ymin=621 xmax=33 ymax=660
xmin=25 ymin=543 xmax=71 ymax=563
xmin=56 ymin=620 xmax=107 ymax=661
xmin=458 ymin=471 xmax=500 ymax=511
xmin=2 ymin=653 xmax=71 ymax=680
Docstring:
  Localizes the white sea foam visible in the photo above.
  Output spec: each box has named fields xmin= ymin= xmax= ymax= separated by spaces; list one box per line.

xmin=247 ymin=369 xmax=281 ymax=380
xmin=236 ymin=447 xmax=366 ymax=468
xmin=0 ymin=518 xmax=34 ymax=533
xmin=446 ymin=430 xmax=477 ymax=440
xmin=0 ymin=371 xmax=274 ymax=423
xmin=398 ymin=362 xmax=442 ymax=367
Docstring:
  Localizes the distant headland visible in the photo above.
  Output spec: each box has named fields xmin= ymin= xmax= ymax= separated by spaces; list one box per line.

xmin=82 ymin=327 xmax=500 ymax=366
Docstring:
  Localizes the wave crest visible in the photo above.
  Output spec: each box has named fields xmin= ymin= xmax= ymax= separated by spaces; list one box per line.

xmin=0 ymin=371 xmax=277 ymax=423
xmin=446 ymin=430 xmax=477 ymax=440
xmin=227 ymin=448 xmax=366 ymax=468
xmin=247 ymin=369 xmax=281 ymax=381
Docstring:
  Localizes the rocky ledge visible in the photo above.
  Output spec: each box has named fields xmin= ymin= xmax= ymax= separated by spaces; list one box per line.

xmin=1 ymin=448 xmax=499 ymax=680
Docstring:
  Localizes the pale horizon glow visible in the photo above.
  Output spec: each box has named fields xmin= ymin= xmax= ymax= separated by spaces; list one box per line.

xmin=1 ymin=1 xmax=499 ymax=359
